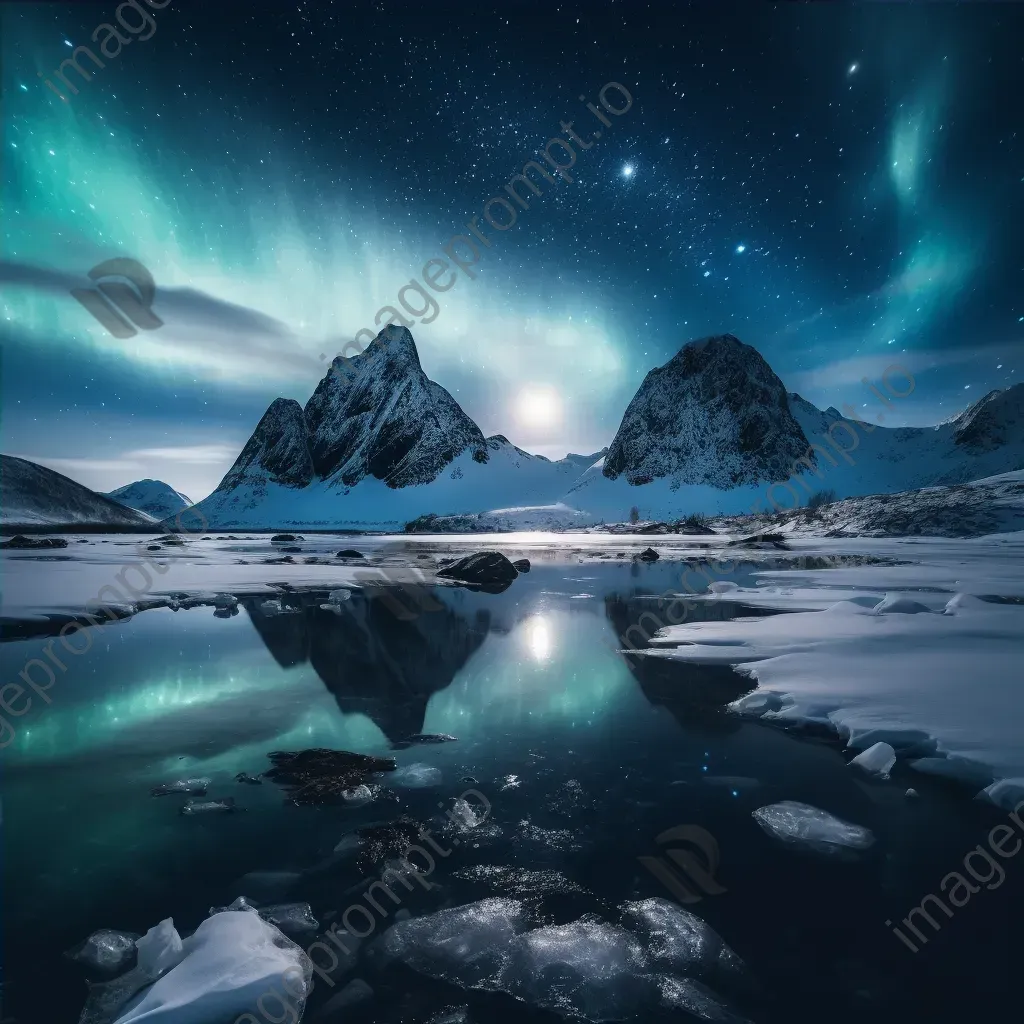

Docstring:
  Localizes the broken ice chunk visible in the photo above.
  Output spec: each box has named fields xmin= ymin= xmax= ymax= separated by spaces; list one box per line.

xmin=377 ymin=897 xmax=530 ymax=989
xmin=659 ymin=976 xmax=751 ymax=1022
xmin=751 ymin=801 xmax=875 ymax=858
xmin=211 ymin=593 xmax=238 ymax=609
xmin=180 ymin=797 xmax=236 ymax=815
xmin=108 ymin=912 xmax=312 ymax=1024
xmin=503 ymin=918 xmax=653 ymax=1021
xmin=391 ymin=763 xmax=443 ymax=788
xmin=449 ymin=796 xmax=487 ymax=830
xmin=848 ymin=741 xmax=896 ymax=779
xmin=66 ymin=929 xmax=140 ymax=976
xmin=328 ymin=588 xmax=352 ymax=604
xmin=340 ymin=783 xmax=376 ymax=806
xmin=620 ymin=898 xmax=746 ymax=989
xmin=257 ymin=902 xmax=320 ymax=938
xmin=135 ymin=918 xmax=185 ymax=978
xmin=150 ymin=778 xmax=211 ymax=797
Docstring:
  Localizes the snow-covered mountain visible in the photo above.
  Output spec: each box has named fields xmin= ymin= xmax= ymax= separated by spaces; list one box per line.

xmin=603 ymin=334 xmax=810 ymax=488
xmin=2 ymin=456 xmax=156 ymax=529
xmin=187 ymin=326 xmax=1024 ymax=530
xmin=562 ymin=345 xmax=1024 ymax=523
xmin=104 ymin=479 xmax=193 ymax=520
xmin=187 ymin=327 xmax=605 ymax=530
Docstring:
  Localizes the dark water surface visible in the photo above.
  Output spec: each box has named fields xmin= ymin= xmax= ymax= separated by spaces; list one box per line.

xmin=2 ymin=558 xmax=1021 ymax=1023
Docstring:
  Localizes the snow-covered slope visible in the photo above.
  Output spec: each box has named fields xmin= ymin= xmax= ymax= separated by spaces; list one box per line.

xmin=103 ymin=479 xmax=193 ymax=520
xmin=2 ymin=455 xmax=156 ymax=529
xmin=561 ymin=378 xmax=1024 ymax=522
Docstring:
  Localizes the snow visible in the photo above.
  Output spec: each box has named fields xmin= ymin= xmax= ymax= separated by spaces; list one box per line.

xmin=751 ymin=801 xmax=875 ymax=857
xmin=111 ymin=911 xmax=312 ymax=1023
xmin=643 ymin=540 xmax=1024 ymax=805
xmin=103 ymin=480 xmax=193 ymax=521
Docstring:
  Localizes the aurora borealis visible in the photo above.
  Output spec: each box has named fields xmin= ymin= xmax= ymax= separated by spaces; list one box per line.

xmin=2 ymin=1 xmax=1022 ymax=500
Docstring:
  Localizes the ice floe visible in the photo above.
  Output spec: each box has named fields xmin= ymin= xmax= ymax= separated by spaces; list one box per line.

xmin=751 ymin=801 xmax=875 ymax=858
xmin=646 ymin=580 xmax=1024 ymax=806
xmin=376 ymin=896 xmax=750 ymax=1022
xmin=66 ymin=929 xmax=139 ymax=975
xmin=848 ymin=741 xmax=896 ymax=778
xmin=390 ymin=763 xmax=443 ymax=788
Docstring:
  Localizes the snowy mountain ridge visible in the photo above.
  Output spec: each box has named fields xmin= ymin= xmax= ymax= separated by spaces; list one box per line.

xmin=183 ymin=326 xmax=1024 ymax=530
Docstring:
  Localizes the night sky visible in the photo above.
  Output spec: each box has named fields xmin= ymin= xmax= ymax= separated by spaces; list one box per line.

xmin=3 ymin=1 xmax=1023 ymax=500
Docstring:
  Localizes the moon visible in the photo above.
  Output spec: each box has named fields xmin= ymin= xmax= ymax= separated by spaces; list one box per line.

xmin=515 ymin=385 xmax=563 ymax=431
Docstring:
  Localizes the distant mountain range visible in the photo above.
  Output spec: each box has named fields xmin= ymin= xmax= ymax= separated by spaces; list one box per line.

xmin=103 ymin=479 xmax=193 ymax=520
xmin=4 ymin=327 xmax=1023 ymax=531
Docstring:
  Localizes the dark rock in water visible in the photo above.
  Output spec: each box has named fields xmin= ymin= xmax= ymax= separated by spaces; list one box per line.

xmin=511 ymin=558 xmax=531 ymax=573
xmin=214 ymin=606 xmax=239 ymax=618
xmin=180 ymin=797 xmax=236 ymax=815
xmin=351 ymin=816 xmax=428 ymax=873
xmin=235 ymin=772 xmax=263 ymax=785
xmin=0 ymin=535 xmax=69 ymax=549
xmin=728 ymin=532 xmax=789 ymax=549
xmin=391 ymin=732 xmax=457 ymax=750
xmin=151 ymin=777 xmax=211 ymax=797
xmin=336 ymin=549 xmax=364 ymax=558
xmin=638 ymin=547 xmax=660 ymax=562
xmin=147 ymin=544 xmax=162 ymax=551
xmin=280 ymin=545 xmax=303 ymax=553
xmin=272 ymin=533 xmax=298 ymax=542
xmin=65 ymin=928 xmax=139 ymax=975
xmin=436 ymin=551 xmax=518 ymax=591
xmin=264 ymin=747 xmax=396 ymax=806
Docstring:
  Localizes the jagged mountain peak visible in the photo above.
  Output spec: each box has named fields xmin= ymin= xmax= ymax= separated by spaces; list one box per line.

xmin=220 ymin=397 xmax=314 ymax=492
xmin=603 ymin=333 xmax=810 ymax=488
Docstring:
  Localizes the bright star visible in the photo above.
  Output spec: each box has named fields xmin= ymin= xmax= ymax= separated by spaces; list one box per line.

xmin=736 ymin=244 xmax=746 ymax=253
xmin=621 ymin=164 xmax=634 ymax=178
xmin=848 ymin=62 xmax=859 ymax=75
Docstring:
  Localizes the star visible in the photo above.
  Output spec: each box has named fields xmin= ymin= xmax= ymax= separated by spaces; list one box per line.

xmin=621 ymin=164 xmax=634 ymax=178
xmin=848 ymin=62 xmax=859 ymax=75
xmin=736 ymin=244 xmax=746 ymax=253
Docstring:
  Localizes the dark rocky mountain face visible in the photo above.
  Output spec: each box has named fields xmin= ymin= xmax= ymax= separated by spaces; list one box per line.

xmin=303 ymin=325 xmax=488 ymax=488
xmin=219 ymin=398 xmax=314 ymax=491
xmin=603 ymin=334 xmax=811 ymax=488
xmin=954 ymin=383 xmax=1024 ymax=453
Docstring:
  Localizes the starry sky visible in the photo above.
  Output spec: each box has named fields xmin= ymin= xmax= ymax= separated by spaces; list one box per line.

xmin=3 ymin=0 xmax=1023 ymax=501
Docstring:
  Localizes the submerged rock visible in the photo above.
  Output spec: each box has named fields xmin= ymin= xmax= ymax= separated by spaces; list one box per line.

xmin=436 ymin=551 xmax=519 ymax=591
xmin=235 ymin=772 xmax=263 ymax=785
xmin=180 ymin=797 xmax=236 ymax=815
xmin=271 ymin=534 xmax=300 ymax=542
xmin=65 ymin=929 xmax=140 ymax=976
xmin=0 ymin=534 xmax=69 ymax=549
xmin=263 ymin=747 xmax=396 ymax=805
xmin=150 ymin=778 xmax=211 ymax=797
xmin=752 ymin=801 xmax=875 ymax=857
xmin=335 ymin=549 xmax=364 ymax=558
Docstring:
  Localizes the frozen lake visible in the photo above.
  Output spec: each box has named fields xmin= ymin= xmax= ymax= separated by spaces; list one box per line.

xmin=2 ymin=532 xmax=1023 ymax=1023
